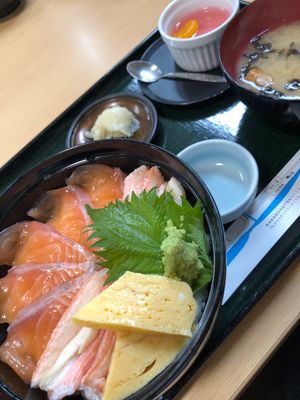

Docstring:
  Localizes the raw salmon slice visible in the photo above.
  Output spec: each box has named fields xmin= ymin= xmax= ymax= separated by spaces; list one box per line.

xmin=0 ymin=261 xmax=94 ymax=323
xmin=0 ymin=221 xmax=94 ymax=266
xmin=32 ymin=270 xmax=108 ymax=390
xmin=0 ymin=277 xmax=83 ymax=383
xmin=66 ymin=164 xmax=126 ymax=208
xmin=28 ymin=186 xmax=92 ymax=249
xmin=123 ymin=166 xmax=185 ymax=205
xmin=123 ymin=165 xmax=165 ymax=200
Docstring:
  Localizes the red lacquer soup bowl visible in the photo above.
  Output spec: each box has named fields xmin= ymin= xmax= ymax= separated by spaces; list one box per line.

xmin=220 ymin=0 xmax=300 ymax=125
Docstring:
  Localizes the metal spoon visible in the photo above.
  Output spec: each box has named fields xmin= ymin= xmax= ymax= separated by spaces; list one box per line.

xmin=126 ymin=60 xmax=227 ymax=84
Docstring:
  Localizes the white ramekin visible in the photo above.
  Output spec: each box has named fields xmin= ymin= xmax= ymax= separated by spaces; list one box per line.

xmin=158 ymin=0 xmax=239 ymax=72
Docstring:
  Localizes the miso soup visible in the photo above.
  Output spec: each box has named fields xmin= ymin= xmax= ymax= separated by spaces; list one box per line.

xmin=238 ymin=21 xmax=300 ymax=99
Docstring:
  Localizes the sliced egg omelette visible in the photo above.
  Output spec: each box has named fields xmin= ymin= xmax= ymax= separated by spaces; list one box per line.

xmin=73 ymin=271 xmax=197 ymax=337
xmin=102 ymin=331 xmax=187 ymax=400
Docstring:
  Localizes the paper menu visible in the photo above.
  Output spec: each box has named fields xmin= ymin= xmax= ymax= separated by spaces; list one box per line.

xmin=223 ymin=149 xmax=300 ymax=304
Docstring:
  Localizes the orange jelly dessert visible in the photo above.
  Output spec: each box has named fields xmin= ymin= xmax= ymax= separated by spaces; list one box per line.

xmin=171 ymin=6 xmax=230 ymax=38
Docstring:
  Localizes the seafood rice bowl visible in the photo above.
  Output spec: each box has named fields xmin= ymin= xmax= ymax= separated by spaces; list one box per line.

xmin=0 ymin=140 xmax=225 ymax=400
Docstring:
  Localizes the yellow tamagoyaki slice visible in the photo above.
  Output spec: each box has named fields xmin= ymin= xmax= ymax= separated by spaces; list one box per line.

xmin=73 ymin=271 xmax=197 ymax=337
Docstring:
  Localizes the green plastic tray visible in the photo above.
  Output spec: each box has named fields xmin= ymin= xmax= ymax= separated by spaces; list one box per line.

xmin=0 ymin=21 xmax=299 ymax=400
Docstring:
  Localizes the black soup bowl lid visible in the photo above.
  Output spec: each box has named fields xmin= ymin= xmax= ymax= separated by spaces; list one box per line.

xmin=0 ymin=140 xmax=226 ymax=400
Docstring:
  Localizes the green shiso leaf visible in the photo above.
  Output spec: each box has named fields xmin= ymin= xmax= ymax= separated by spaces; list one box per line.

xmin=87 ymin=189 xmax=212 ymax=289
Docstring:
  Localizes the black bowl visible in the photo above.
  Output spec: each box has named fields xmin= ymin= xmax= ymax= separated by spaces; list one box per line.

xmin=220 ymin=0 xmax=300 ymax=125
xmin=0 ymin=0 xmax=24 ymax=20
xmin=0 ymin=140 xmax=226 ymax=400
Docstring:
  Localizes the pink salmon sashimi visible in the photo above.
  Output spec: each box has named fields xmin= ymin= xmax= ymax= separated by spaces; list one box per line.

xmin=66 ymin=164 xmax=126 ymax=208
xmin=28 ymin=185 xmax=93 ymax=249
xmin=123 ymin=165 xmax=185 ymax=205
xmin=0 ymin=277 xmax=83 ymax=384
xmin=122 ymin=165 xmax=165 ymax=200
xmin=0 ymin=261 xmax=94 ymax=323
xmin=0 ymin=221 xmax=94 ymax=266
xmin=32 ymin=270 xmax=108 ymax=391
xmin=81 ymin=330 xmax=116 ymax=400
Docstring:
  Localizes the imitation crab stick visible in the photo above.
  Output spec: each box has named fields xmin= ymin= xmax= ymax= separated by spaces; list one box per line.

xmin=46 ymin=330 xmax=115 ymax=400
xmin=81 ymin=330 xmax=116 ymax=400
xmin=31 ymin=271 xmax=108 ymax=391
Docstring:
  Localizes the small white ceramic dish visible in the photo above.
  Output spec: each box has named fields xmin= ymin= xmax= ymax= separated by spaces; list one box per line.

xmin=158 ymin=0 xmax=239 ymax=72
xmin=178 ymin=139 xmax=259 ymax=223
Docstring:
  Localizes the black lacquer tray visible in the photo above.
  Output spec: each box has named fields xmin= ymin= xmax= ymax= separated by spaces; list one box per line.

xmin=0 ymin=2 xmax=299 ymax=398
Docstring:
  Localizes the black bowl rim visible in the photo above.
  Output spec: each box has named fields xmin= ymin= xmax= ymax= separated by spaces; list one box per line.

xmin=0 ymin=140 xmax=226 ymax=400
xmin=65 ymin=92 xmax=159 ymax=148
